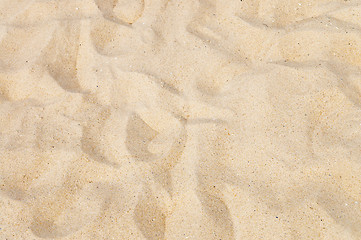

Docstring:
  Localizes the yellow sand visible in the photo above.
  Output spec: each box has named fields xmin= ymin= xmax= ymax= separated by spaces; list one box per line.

xmin=0 ymin=0 xmax=361 ymax=239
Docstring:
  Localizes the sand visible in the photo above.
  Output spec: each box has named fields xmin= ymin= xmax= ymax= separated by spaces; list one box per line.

xmin=0 ymin=0 xmax=361 ymax=239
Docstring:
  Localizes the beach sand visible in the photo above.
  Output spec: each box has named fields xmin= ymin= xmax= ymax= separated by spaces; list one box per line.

xmin=0 ymin=0 xmax=361 ymax=239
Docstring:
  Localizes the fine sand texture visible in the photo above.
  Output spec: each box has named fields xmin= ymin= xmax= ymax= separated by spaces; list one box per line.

xmin=1 ymin=0 xmax=361 ymax=239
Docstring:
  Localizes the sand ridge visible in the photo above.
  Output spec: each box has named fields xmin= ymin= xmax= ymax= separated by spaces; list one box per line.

xmin=0 ymin=0 xmax=361 ymax=239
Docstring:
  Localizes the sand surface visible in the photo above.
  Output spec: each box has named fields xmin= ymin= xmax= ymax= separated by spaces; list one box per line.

xmin=1 ymin=0 xmax=361 ymax=239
